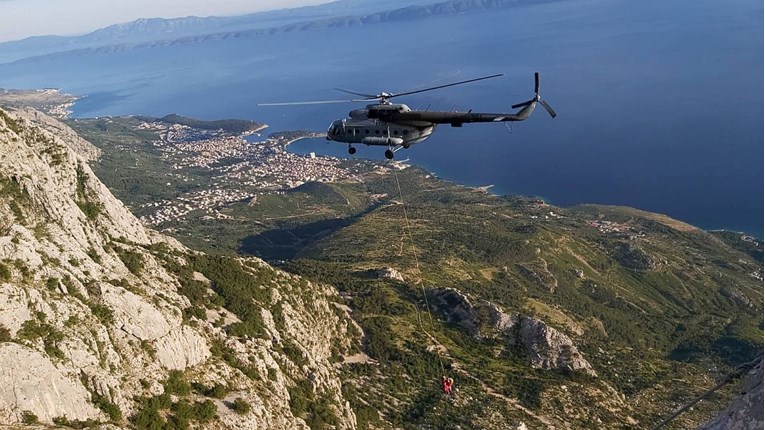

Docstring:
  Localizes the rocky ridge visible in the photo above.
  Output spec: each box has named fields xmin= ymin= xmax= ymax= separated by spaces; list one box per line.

xmin=428 ymin=287 xmax=597 ymax=376
xmin=0 ymin=107 xmax=359 ymax=428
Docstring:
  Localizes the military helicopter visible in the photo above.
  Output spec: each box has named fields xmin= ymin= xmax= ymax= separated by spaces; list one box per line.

xmin=258 ymin=72 xmax=556 ymax=159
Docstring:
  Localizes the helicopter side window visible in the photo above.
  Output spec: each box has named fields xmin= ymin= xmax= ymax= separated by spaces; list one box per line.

xmin=403 ymin=130 xmax=409 ymax=135
xmin=393 ymin=130 xmax=399 ymax=136
xmin=375 ymin=130 xmax=380 ymax=135
xmin=365 ymin=129 xmax=370 ymax=135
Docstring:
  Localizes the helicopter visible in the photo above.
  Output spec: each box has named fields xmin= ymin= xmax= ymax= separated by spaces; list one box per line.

xmin=258 ymin=72 xmax=556 ymax=159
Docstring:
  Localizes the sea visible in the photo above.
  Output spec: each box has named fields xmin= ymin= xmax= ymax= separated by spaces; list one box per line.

xmin=1 ymin=0 xmax=762 ymax=237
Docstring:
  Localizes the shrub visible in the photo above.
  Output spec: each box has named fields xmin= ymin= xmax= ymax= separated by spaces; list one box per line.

xmin=116 ymin=248 xmax=144 ymax=275
xmin=92 ymin=393 xmax=122 ymax=422
xmin=164 ymin=370 xmax=191 ymax=396
xmin=89 ymin=304 xmax=114 ymax=325
xmin=0 ymin=262 xmax=10 ymax=281
xmin=231 ymin=397 xmax=251 ymax=415
xmin=0 ymin=324 xmax=10 ymax=342
xmin=194 ymin=400 xmax=217 ymax=421
xmin=21 ymin=411 xmax=38 ymax=424
xmin=191 ymin=382 xmax=228 ymax=399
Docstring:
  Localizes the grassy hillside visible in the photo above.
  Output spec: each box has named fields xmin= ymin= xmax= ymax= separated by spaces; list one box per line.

xmin=288 ymin=166 xmax=762 ymax=428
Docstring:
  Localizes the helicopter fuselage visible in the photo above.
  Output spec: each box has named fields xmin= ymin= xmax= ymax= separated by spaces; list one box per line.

xmin=326 ymin=104 xmax=435 ymax=148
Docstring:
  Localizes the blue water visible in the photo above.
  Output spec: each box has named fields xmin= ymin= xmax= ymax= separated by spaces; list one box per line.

xmin=1 ymin=0 xmax=761 ymax=237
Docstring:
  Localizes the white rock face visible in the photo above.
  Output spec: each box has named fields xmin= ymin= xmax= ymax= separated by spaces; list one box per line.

xmin=376 ymin=267 xmax=405 ymax=282
xmin=9 ymin=107 xmax=101 ymax=161
xmin=518 ymin=317 xmax=596 ymax=376
xmin=102 ymin=284 xmax=172 ymax=341
xmin=0 ymin=283 xmax=31 ymax=336
xmin=0 ymin=108 xmax=360 ymax=428
xmin=0 ymin=343 xmax=102 ymax=423
xmin=697 ymin=358 xmax=764 ymax=430
xmin=155 ymin=325 xmax=210 ymax=370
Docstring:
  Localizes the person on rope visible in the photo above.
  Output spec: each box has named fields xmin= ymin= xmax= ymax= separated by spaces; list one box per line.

xmin=442 ymin=375 xmax=454 ymax=395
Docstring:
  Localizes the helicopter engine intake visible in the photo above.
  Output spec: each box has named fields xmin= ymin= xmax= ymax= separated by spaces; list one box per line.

xmin=349 ymin=108 xmax=368 ymax=119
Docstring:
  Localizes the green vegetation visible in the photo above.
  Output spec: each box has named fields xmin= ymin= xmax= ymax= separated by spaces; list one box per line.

xmin=0 ymin=324 xmax=10 ymax=342
xmin=186 ymin=255 xmax=271 ymax=338
xmin=115 ymin=247 xmax=144 ymax=275
xmin=192 ymin=382 xmax=228 ymax=399
xmin=131 ymin=393 xmax=217 ymax=430
xmin=0 ymin=109 xmax=24 ymax=134
xmin=21 ymin=411 xmax=38 ymax=424
xmin=17 ymin=318 xmax=64 ymax=359
xmin=89 ymin=303 xmax=114 ymax=325
xmin=149 ymin=114 xmax=264 ymax=134
xmin=230 ymin=397 xmax=251 ymax=415
xmin=74 ymin=165 xmax=103 ymax=220
xmin=0 ymin=262 xmax=10 ymax=281
xmin=92 ymin=393 xmax=122 ymax=422
xmin=164 ymin=370 xmax=191 ymax=396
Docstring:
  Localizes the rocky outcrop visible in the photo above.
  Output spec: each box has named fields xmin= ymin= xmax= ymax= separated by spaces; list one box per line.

xmin=375 ymin=267 xmax=404 ymax=282
xmin=9 ymin=107 xmax=100 ymax=161
xmin=517 ymin=317 xmax=596 ymax=376
xmin=612 ymin=242 xmax=657 ymax=271
xmin=0 ymin=108 xmax=359 ymax=428
xmin=154 ymin=325 xmax=211 ymax=370
xmin=697 ymin=358 xmax=764 ymax=430
xmin=0 ymin=343 xmax=102 ymax=423
xmin=428 ymin=288 xmax=596 ymax=376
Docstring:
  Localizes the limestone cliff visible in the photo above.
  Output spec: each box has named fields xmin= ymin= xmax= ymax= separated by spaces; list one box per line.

xmin=0 ymin=107 xmax=359 ymax=428
xmin=697 ymin=358 xmax=764 ymax=430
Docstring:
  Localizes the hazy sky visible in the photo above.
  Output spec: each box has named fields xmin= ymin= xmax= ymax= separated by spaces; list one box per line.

xmin=0 ymin=0 xmax=327 ymax=42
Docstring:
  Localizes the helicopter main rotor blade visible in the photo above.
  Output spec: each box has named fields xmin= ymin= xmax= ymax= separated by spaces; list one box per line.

xmin=334 ymin=88 xmax=378 ymax=99
xmin=389 ymin=73 xmax=504 ymax=99
xmin=257 ymin=98 xmax=368 ymax=106
xmin=397 ymin=70 xmax=463 ymax=94
xmin=540 ymin=100 xmax=557 ymax=118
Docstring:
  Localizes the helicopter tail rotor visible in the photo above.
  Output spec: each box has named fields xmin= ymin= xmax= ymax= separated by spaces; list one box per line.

xmin=511 ymin=72 xmax=556 ymax=118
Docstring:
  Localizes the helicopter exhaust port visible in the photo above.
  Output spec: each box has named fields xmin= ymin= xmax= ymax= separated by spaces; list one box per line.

xmin=362 ymin=137 xmax=404 ymax=146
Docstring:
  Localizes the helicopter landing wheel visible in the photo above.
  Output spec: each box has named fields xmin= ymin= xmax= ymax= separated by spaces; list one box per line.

xmin=403 ymin=143 xmax=410 ymax=149
xmin=384 ymin=149 xmax=394 ymax=160
xmin=348 ymin=146 xmax=356 ymax=155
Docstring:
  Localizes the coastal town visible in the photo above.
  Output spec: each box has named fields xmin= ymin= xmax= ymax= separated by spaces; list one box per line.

xmin=133 ymin=120 xmax=363 ymax=226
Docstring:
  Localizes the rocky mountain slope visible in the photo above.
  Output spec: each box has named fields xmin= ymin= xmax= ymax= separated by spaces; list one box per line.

xmin=0 ymin=106 xmax=361 ymax=428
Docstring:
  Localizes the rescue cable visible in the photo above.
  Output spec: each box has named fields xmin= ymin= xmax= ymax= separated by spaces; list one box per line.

xmin=392 ymin=164 xmax=446 ymax=378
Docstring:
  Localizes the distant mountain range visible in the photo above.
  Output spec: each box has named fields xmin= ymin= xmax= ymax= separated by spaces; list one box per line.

xmin=0 ymin=0 xmax=554 ymax=63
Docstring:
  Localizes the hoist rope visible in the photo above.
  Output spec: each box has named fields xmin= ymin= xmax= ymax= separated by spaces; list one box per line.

xmin=391 ymin=164 xmax=446 ymax=377
xmin=650 ymin=354 xmax=762 ymax=430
